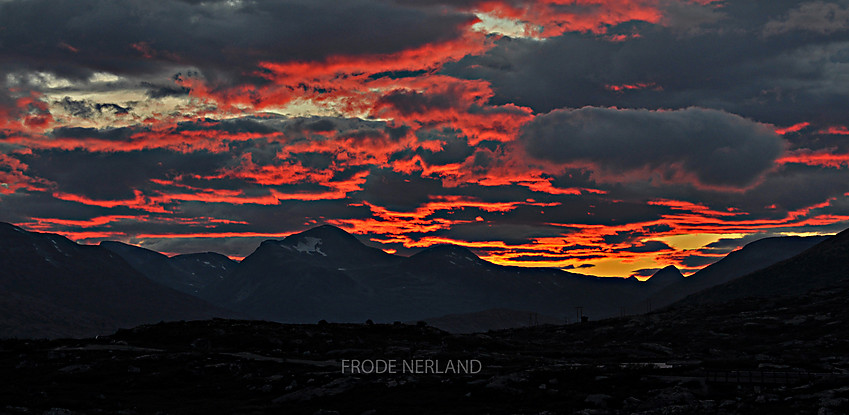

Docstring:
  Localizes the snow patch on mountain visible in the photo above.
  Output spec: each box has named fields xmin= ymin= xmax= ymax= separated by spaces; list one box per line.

xmin=293 ymin=237 xmax=327 ymax=256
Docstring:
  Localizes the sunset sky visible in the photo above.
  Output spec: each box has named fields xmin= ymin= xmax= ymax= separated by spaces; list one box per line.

xmin=2 ymin=0 xmax=849 ymax=278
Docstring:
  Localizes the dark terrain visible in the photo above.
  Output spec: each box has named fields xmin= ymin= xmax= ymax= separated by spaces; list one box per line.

xmin=85 ymin=224 xmax=830 ymax=329
xmin=3 ymin=281 xmax=849 ymax=415
xmin=640 ymin=235 xmax=830 ymax=310
xmin=2 ymin=221 xmax=833 ymax=336
xmin=0 ymin=223 xmax=235 ymax=338
xmin=3 ymin=226 xmax=849 ymax=413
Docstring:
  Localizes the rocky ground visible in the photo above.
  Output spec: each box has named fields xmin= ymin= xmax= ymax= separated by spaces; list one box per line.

xmin=2 ymin=283 xmax=849 ymax=414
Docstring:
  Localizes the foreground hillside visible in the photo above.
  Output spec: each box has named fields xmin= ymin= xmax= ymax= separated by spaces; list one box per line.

xmin=3 ymin=274 xmax=849 ymax=414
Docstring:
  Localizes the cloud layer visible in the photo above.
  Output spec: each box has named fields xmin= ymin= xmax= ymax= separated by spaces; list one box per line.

xmin=520 ymin=107 xmax=784 ymax=189
xmin=1 ymin=0 xmax=849 ymax=277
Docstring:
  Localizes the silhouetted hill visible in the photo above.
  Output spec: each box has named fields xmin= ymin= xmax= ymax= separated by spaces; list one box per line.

xmin=202 ymin=225 xmax=400 ymax=323
xmin=0 ymin=223 xmax=236 ymax=338
xmin=205 ymin=226 xmax=642 ymax=324
xmin=422 ymin=308 xmax=565 ymax=333
xmin=638 ymin=235 xmax=829 ymax=309
xmin=4 ymin=276 xmax=849 ymax=414
xmin=7 ymin=221 xmax=840 ymax=337
xmin=101 ymin=241 xmax=235 ymax=297
xmin=682 ymin=228 xmax=849 ymax=305
xmin=406 ymin=244 xmax=491 ymax=269
xmin=277 ymin=224 xmax=400 ymax=268
xmin=645 ymin=265 xmax=685 ymax=288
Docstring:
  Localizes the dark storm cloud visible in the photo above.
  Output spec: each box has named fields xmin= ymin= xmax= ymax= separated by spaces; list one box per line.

xmin=96 ymin=103 xmax=130 ymax=115
xmin=631 ymin=268 xmax=659 ymax=278
xmin=355 ymin=169 xmax=447 ymax=211
xmin=763 ymin=1 xmax=849 ymax=36
xmin=739 ymin=164 xmax=849 ymax=213
xmin=51 ymin=126 xmax=138 ymax=142
xmin=520 ymin=107 xmax=784 ymax=188
xmin=0 ymin=0 xmax=474 ymax=84
xmin=414 ymin=129 xmax=476 ymax=166
xmin=443 ymin=1 xmax=849 ymax=126
xmin=58 ymin=97 xmax=95 ymax=119
xmin=19 ymin=149 xmax=230 ymax=200
xmin=377 ymin=89 xmax=458 ymax=116
xmin=494 ymin=195 xmax=666 ymax=227
xmin=602 ymin=230 xmax=644 ymax=245
xmin=279 ymin=117 xmax=388 ymax=138
xmin=569 ymin=160 xmax=849 ymax=236
xmin=141 ymin=82 xmax=192 ymax=99
xmin=176 ymin=117 xmax=279 ymax=135
xmin=619 ymin=240 xmax=673 ymax=253
xmin=0 ymin=191 xmax=107 ymax=224
xmin=562 ymin=263 xmax=596 ymax=270
xmin=428 ymin=221 xmax=575 ymax=246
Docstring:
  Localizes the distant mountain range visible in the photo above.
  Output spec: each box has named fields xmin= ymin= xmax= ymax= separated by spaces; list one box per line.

xmin=1 ymin=221 xmax=845 ymax=337
xmin=633 ymin=234 xmax=830 ymax=311
xmin=0 ymin=223 xmax=235 ymax=338
xmin=100 ymin=241 xmax=236 ymax=298
xmin=680 ymin=227 xmax=849 ymax=305
xmin=201 ymin=225 xmax=641 ymax=324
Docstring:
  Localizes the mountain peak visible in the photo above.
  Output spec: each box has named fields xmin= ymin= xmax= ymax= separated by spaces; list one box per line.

xmin=281 ymin=224 xmax=357 ymax=245
xmin=249 ymin=224 xmax=397 ymax=266
xmin=647 ymin=265 xmax=684 ymax=285
xmin=681 ymin=226 xmax=849 ymax=305
xmin=101 ymin=240 xmax=168 ymax=260
xmin=409 ymin=244 xmax=483 ymax=265
xmin=0 ymin=222 xmax=25 ymax=234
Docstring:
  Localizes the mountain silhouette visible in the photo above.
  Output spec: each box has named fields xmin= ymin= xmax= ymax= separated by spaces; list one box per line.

xmin=101 ymin=241 xmax=235 ymax=298
xmin=681 ymin=228 xmax=849 ymax=305
xmin=636 ymin=235 xmax=828 ymax=310
xmin=0 ymin=223 xmax=235 ymax=338
xmin=3 ymin=221 xmax=843 ymax=336
xmin=645 ymin=265 xmax=685 ymax=288
xmin=203 ymin=225 xmax=641 ymax=324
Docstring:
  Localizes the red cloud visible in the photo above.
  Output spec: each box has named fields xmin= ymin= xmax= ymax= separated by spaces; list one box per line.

xmin=604 ymin=82 xmax=662 ymax=93
xmin=0 ymin=153 xmax=53 ymax=194
xmin=778 ymin=149 xmax=849 ymax=168
xmin=817 ymin=126 xmax=849 ymax=135
xmin=775 ymin=122 xmax=810 ymax=135
xmin=471 ymin=0 xmax=665 ymax=37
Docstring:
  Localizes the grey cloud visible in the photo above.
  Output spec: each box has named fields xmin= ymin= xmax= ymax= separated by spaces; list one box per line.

xmin=659 ymin=0 xmax=727 ymax=34
xmin=142 ymin=82 xmax=191 ymax=99
xmin=764 ymin=1 xmax=849 ymax=36
xmin=520 ymin=107 xmax=784 ymax=188
xmin=0 ymin=0 xmax=473 ymax=85
xmin=354 ymin=168 xmax=446 ymax=211
xmin=19 ymin=148 xmax=230 ymax=200
xmin=59 ymin=97 xmax=95 ymax=119
xmin=562 ymin=263 xmax=596 ymax=270
xmin=414 ymin=129 xmax=475 ymax=166
xmin=443 ymin=2 xmax=849 ymax=128
xmin=631 ymin=268 xmax=659 ymax=278
xmin=619 ymin=240 xmax=673 ymax=253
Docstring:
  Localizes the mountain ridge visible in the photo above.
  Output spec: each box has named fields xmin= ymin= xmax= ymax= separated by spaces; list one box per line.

xmin=3 ymin=221 xmax=844 ymax=336
xmin=680 ymin=227 xmax=849 ymax=305
xmin=0 ymin=223 xmax=236 ymax=338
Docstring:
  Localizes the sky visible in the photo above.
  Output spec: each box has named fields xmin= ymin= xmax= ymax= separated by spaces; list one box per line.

xmin=2 ymin=0 xmax=849 ymax=278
